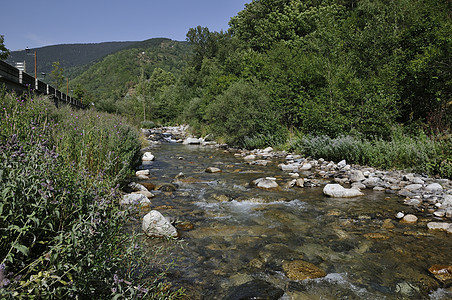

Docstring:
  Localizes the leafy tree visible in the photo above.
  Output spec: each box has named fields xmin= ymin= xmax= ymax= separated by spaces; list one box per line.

xmin=206 ymin=79 xmax=286 ymax=146
xmin=0 ymin=35 xmax=9 ymax=60
xmin=50 ymin=61 xmax=65 ymax=90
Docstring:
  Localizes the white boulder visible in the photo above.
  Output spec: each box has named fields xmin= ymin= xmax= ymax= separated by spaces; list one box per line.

xmin=142 ymin=152 xmax=155 ymax=161
xmin=425 ymin=183 xmax=443 ymax=193
xmin=323 ymin=184 xmax=364 ymax=198
xmin=142 ymin=210 xmax=178 ymax=238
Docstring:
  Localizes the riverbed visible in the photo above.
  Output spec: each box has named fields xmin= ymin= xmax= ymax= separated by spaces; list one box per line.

xmin=135 ymin=142 xmax=452 ymax=299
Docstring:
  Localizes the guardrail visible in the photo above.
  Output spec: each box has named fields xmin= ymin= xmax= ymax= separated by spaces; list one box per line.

xmin=0 ymin=60 xmax=85 ymax=109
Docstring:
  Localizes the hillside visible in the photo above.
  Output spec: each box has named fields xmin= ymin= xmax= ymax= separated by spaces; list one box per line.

xmin=6 ymin=41 xmax=137 ymax=76
xmin=70 ymin=38 xmax=190 ymax=97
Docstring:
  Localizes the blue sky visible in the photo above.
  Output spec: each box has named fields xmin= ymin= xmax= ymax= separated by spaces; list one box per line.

xmin=1 ymin=0 xmax=249 ymax=51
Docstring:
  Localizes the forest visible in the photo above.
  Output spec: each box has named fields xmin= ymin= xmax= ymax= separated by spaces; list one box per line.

xmin=83 ymin=0 xmax=450 ymax=177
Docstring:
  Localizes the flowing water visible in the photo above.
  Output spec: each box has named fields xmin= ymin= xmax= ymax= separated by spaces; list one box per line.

xmin=135 ymin=143 xmax=452 ymax=299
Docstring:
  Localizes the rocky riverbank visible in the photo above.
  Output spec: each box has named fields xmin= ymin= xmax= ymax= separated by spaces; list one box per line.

xmin=120 ymin=125 xmax=452 ymax=298
xmin=137 ymin=125 xmax=452 ymax=235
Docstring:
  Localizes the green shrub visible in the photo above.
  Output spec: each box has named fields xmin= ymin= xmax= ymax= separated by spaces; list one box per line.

xmin=205 ymin=79 xmax=287 ymax=148
xmin=140 ymin=120 xmax=156 ymax=129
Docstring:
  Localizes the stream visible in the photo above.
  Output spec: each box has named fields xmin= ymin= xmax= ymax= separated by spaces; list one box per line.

xmin=135 ymin=143 xmax=452 ymax=299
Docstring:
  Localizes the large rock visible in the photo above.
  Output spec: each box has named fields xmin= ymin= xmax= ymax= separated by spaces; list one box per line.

xmin=338 ymin=160 xmax=347 ymax=168
xmin=136 ymin=169 xmax=150 ymax=176
xmin=350 ymin=170 xmax=365 ymax=182
xmin=282 ymin=260 xmax=327 ymax=281
xmin=132 ymin=190 xmax=155 ymax=199
xmin=183 ymin=137 xmax=202 ymax=144
xmin=400 ymin=214 xmax=418 ymax=224
xmin=362 ymin=177 xmax=382 ymax=189
xmin=323 ymin=184 xmax=364 ymax=198
xmin=244 ymin=155 xmax=256 ymax=161
xmin=224 ymin=280 xmax=284 ymax=300
xmin=142 ymin=210 xmax=178 ymax=238
xmin=279 ymin=163 xmax=300 ymax=171
xmin=142 ymin=152 xmax=155 ymax=161
xmin=443 ymin=195 xmax=452 ymax=207
xmin=425 ymin=183 xmax=443 ymax=193
xmin=262 ymin=147 xmax=273 ymax=153
xmin=427 ymin=222 xmax=452 ymax=233
xmin=128 ymin=182 xmax=149 ymax=192
xmin=300 ymin=163 xmax=312 ymax=171
xmin=253 ymin=178 xmax=279 ymax=190
xmin=403 ymin=184 xmax=423 ymax=192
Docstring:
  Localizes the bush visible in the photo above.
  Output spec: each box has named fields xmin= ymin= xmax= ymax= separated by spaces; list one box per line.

xmin=205 ymin=79 xmax=287 ymax=148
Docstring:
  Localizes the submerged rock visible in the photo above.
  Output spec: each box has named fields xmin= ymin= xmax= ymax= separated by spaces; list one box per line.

xmin=428 ymin=265 xmax=452 ymax=285
xmin=223 ymin=279 xmax=284 ymax=300
xmin=206 ymin=167 xmax=222 ymax=173
xmin=157 ymin=183 xmax=177 ymax=192
xmin=282 ymin=260 xmax=327 ymax=281
xmin=142 ymin=210 xmax=178 ymax=238
xmin=323 ymin=184 xmax=364 ymax=198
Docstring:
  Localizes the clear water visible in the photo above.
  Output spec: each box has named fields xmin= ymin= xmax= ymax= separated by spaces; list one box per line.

xmin=135 ymin=143 xmax=452 ymax=299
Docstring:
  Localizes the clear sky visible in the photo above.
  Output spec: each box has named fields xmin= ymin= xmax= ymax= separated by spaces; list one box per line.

xmin=1 ymin=0 xmax=249 ymax=51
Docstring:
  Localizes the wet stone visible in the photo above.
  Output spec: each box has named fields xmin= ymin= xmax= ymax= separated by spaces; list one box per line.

xmin=206 ymin=167 xmax=222 ymax=173
xmin=223 ymin=279 xmax=284 ymax=300
xmin=157 ymin=183 xmax=177 ymax=192
xmin=428 ymin=265 xmax=452 ymax=285
xmin=400 ymin=214 xmax=418 ymax=224
xmin=140 ymin=182 xmax=156 ymax=191
xmin=282 ymin=260 xmax=327 ymax=281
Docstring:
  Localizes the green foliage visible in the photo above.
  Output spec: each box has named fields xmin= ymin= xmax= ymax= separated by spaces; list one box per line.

xmin=50 ymin=62 xmax=65 ymax=90
xmin=0 ymin=34 xmax=9 ymax=60
xmin=0 ymin=92 xmax=183 ymax=298
xmin=205 ymin=79 xmax=287 ymax=147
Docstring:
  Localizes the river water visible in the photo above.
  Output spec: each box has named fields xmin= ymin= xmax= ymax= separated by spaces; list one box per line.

xmin=135 ymin=143 xmax=452 ymax=299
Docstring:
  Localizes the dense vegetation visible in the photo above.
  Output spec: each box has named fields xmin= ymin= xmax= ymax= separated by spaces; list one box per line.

xmin=89 ymin=0 xmax=449 ymax=177
xmin=0 ymin=89 xmax=183 ymax=298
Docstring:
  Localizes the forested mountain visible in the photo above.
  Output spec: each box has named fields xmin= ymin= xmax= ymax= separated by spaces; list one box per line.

xmin=6 ymin=41 xmax=137 ymax=76
xmin=69 ymin=38 xmax=190 ymax=100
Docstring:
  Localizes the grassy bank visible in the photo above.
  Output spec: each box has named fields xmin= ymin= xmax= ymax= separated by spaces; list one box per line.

xmin=0 ymin=89 xmax=183 ymax=298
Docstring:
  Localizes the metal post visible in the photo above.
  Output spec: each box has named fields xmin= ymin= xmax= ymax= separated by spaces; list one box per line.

xmin=34 ymin=51 xmax=37 ymax=81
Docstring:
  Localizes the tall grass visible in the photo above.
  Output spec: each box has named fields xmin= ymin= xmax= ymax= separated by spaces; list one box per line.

xmin=0 ymin=89 xmax=183 ymax=298
xmin=292 ymin=129 xmax=451 ymax=178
